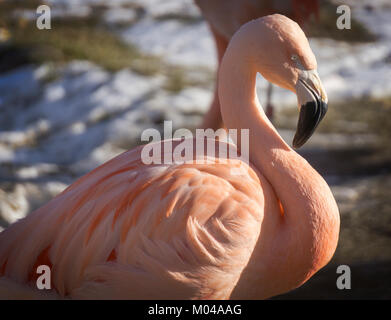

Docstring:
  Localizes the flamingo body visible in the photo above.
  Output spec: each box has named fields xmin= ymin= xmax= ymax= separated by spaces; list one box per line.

xmin=0 ymin=140 xmax=271 ymax=299
xmin=0 ymin=14 xmax=339 ymax=300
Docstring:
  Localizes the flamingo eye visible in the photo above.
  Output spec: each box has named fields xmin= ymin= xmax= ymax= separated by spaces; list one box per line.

xmin=291 ymin=54 xmax=304 ymax=69
xmin=291 ymin=54 xmax=299 ymax=61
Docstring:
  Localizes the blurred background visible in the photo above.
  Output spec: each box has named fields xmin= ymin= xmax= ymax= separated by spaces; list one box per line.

xmin=0 ymin=0 xmax=390 ymax=299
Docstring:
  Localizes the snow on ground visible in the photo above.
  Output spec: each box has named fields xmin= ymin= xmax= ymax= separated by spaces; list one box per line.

xmin=1 ymin=0 xmax=391 ymax=226
xmin=121 ymin=1 xmax=391 ymax=107
xmin=14 ymin=1 xmax=391 ymax=104
xmin=0 ymin=61 xmax=208 ymax=171
xmin=123 ymin=19 xmax=216 ymax=68
xmin=0 ymin=60 xmax=210 ymax=223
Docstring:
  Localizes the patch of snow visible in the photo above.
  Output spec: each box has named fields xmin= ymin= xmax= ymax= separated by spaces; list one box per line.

xmin=0 ymin=181 xmax=67 ymax=225
xmin=0 ymin=65 xmax=42 ymax=109
xmin=122 ymin=18 xmax=216 ymax=68
xmin=104 ymin=8 xmax=137 ymax=25
xmin=15 ymin=163 xmax=59 ymax=179
xmin=0 ymin=62 xmax=164 ymax=172
xmin=128 ymin=0 xmax=200 ymax=17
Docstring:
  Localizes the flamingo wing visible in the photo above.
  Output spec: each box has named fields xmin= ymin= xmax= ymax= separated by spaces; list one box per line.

xmin=0 ymin=140 xmax=265 ymax=299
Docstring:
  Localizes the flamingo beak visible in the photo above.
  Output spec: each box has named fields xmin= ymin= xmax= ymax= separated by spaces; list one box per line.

xmin=293 ymin=70 xmax=328 ymax=149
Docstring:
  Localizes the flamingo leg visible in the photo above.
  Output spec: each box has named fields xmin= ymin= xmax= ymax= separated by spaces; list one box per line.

xmin=265 ymin=82 xmax=274 ymax=122
xmin=201 ymin=26 xmax=228 ymax=130
xmin=203 ymin=26 xmax=276 ymax=128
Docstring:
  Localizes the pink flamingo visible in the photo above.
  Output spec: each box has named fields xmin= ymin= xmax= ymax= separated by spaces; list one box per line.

xmin=195 ymin=0 xmax=319 ymax=129
xmin=0 ymin=14 xmax=339 ymax=299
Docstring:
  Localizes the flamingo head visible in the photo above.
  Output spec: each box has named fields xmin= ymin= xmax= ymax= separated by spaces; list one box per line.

xmin=244 ymin=14 xmax=328 ymax=148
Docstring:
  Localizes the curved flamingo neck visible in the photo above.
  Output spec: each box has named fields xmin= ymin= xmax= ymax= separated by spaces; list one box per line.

xmin=218 ymin=21 xmax=340 ymax=298
xmin=218 ymin=24 xmax=292 ymax=177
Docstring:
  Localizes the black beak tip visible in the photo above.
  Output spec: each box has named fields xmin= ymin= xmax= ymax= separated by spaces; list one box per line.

xmin=292 ymin=134 xmax=306 ymax=149
xmin=292 ymin=100 xmax=328 ymax=149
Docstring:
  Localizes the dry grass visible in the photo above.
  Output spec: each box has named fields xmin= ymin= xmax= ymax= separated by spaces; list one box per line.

xmin=163 ymin=66 xmax=214 ymax=93
xmin=155 ymin=13 xmax=202 ymax=25
xmin=0 ymin=1 xmax=161 ymax=74
xmin=277 ymin=97 xmax=391 ymax=152
xmin=0 ymin=0 xmax=216 ymax=92
xmin=305 ymin=0 xmax=377 ymax=42
xmin=318 ymin=97 xmax=391 ymax=157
